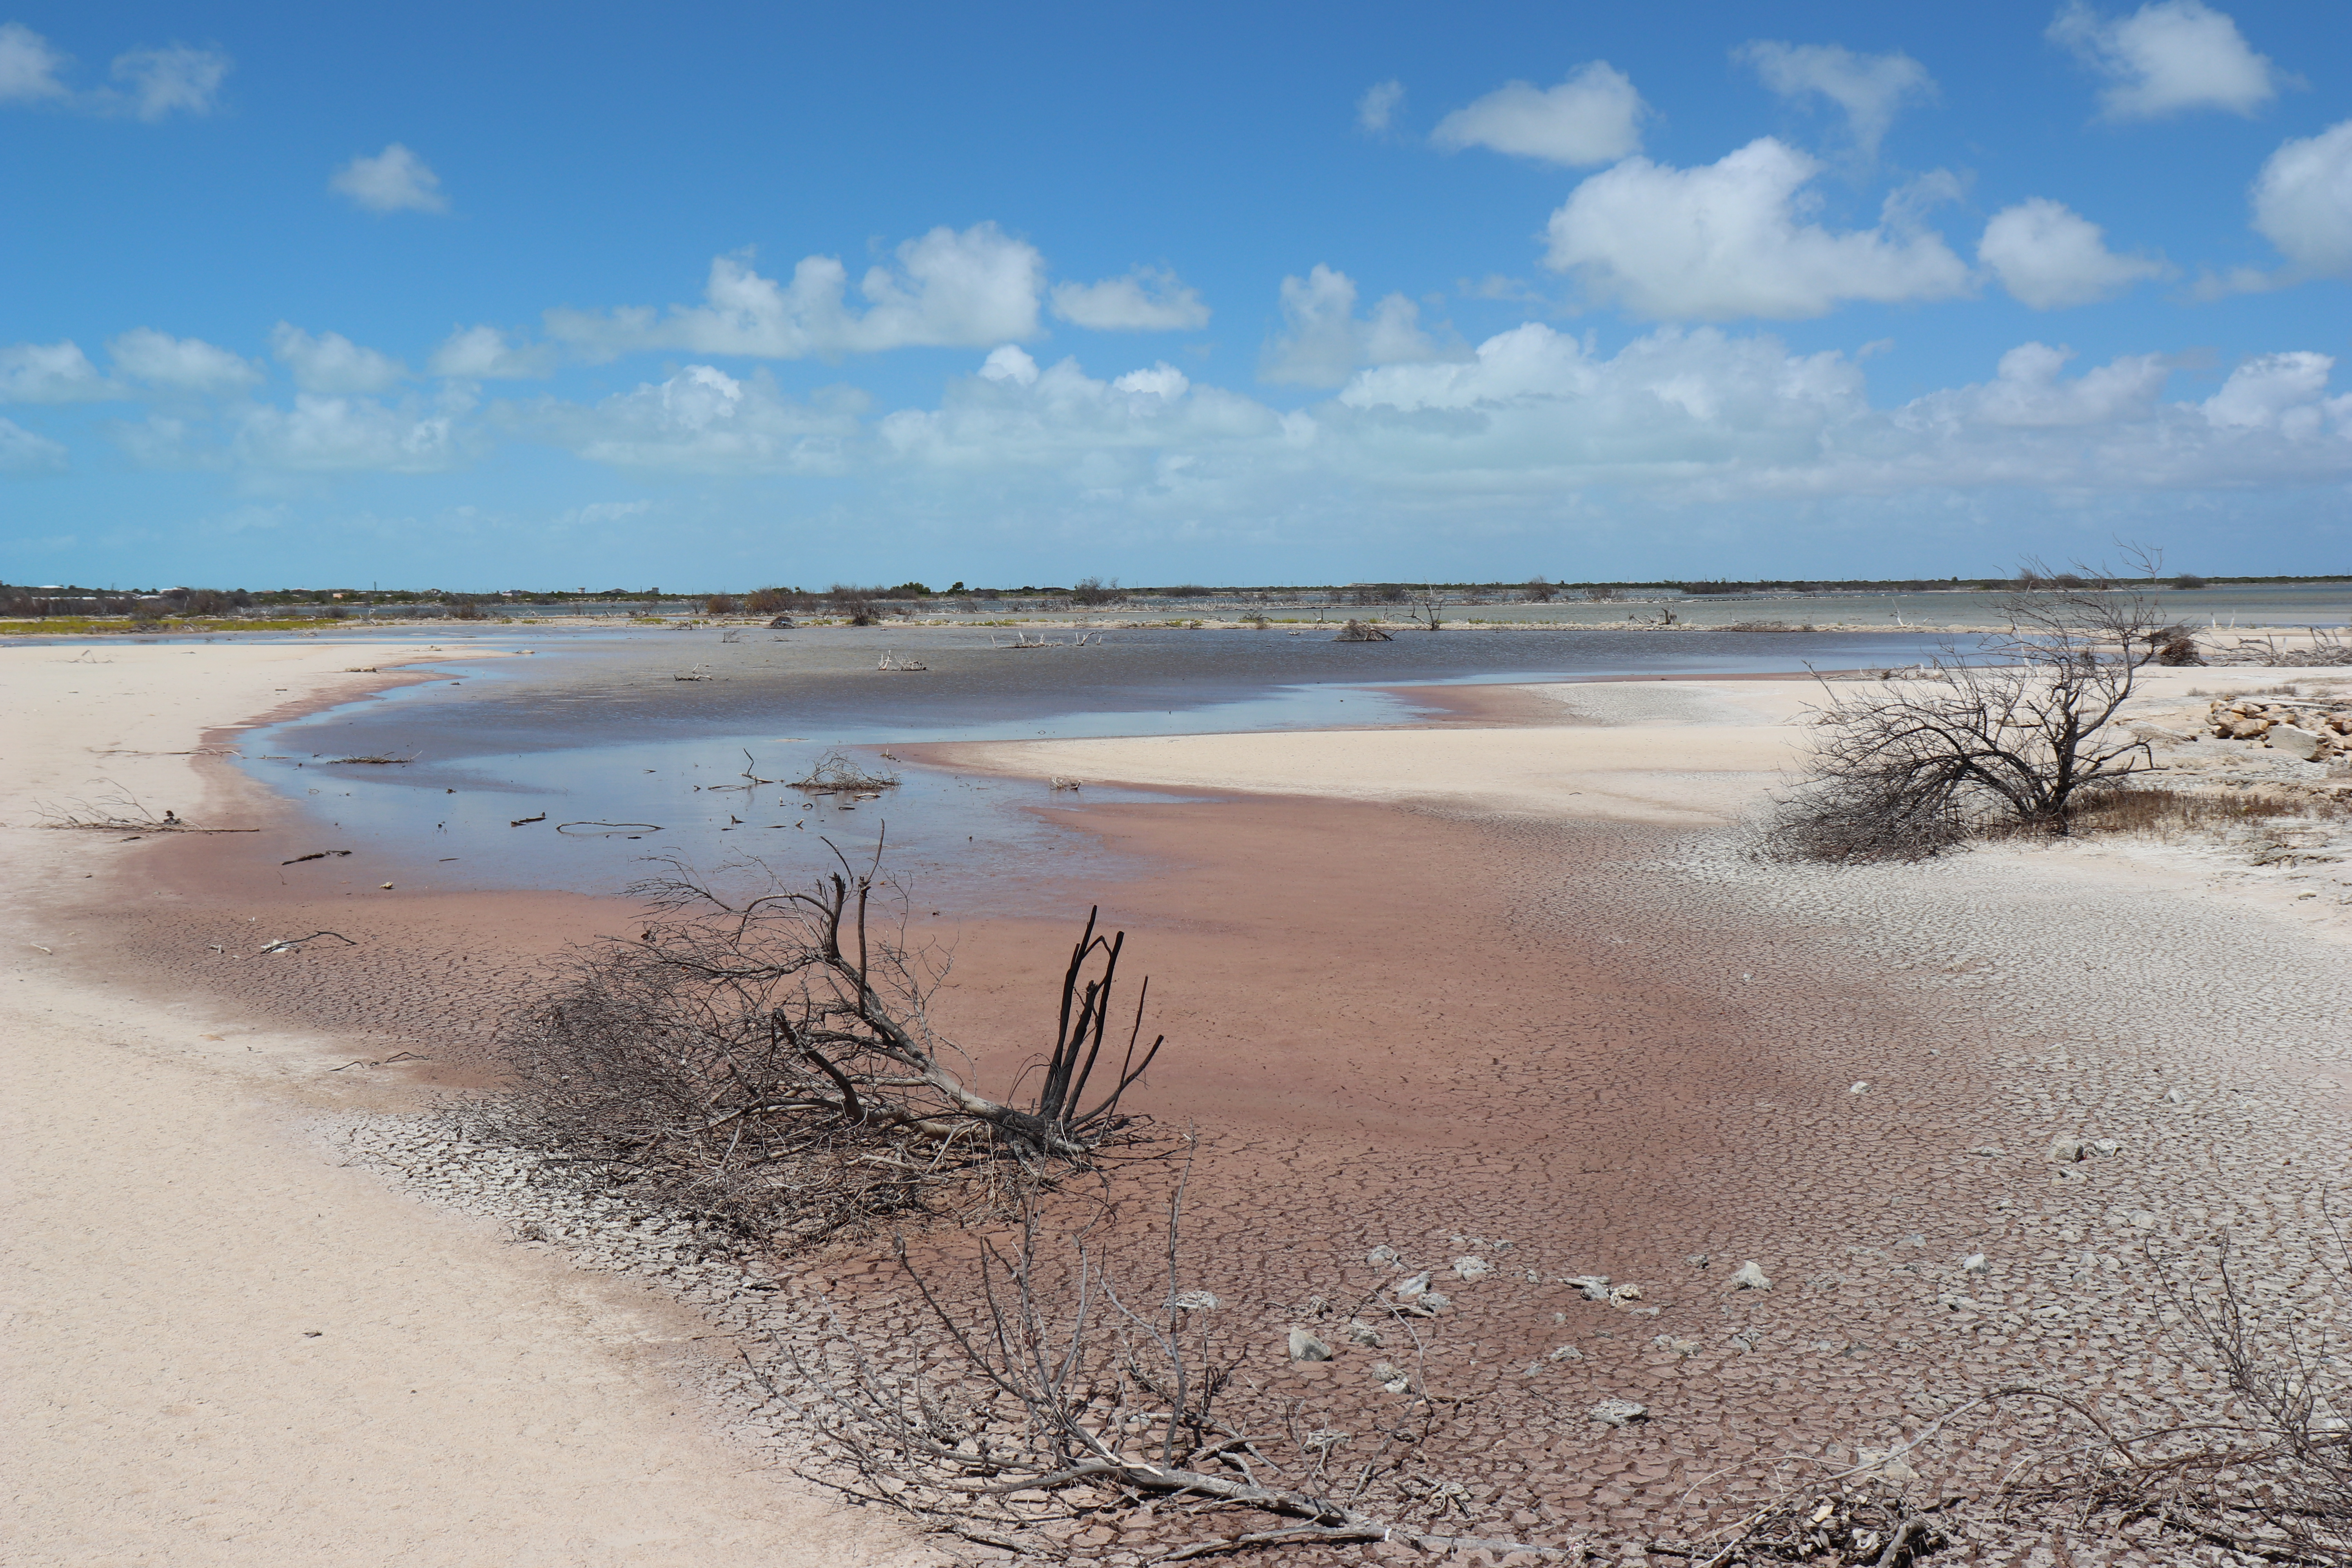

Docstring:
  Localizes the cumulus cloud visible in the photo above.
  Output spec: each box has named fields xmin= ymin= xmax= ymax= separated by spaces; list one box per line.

xmin=107 ymin=328 xmax=262 ymax=393
xmin=1049 ymin=267 xmax=1211 ymax=331
xmin=1357 ymin=79 xmax=1404 ymax=134
xmin=2050 ymin=0 xmax=2283 ymax=120
xmin=105 ymin=42 xmax=230 ymax=120
xmin=1979 ymin=198 xmax=2166 ymax=307
xmin=0 ymin=416 xmax=68 ymax=474
xmin=270 ymin=324 xmax=407 ymax=394
xmin=1259 ymin=265 xmax=1457 ymax=387
xmin=519 ymin=363 xmax=860 ymax=472
xmin=0 ymin=340 xmax=115 ymax=402
xmin=232 ymin=394 xmax=465 ymax=472
xmin=1430 ymin=63 xmax=1644 ymax=167
xmin=1735 ymin=42 xmax=1934 ymax=156
xmin=0 ymin=21 xmax=68 ymax=103
xmin=546 ymin=224 xmax=1045 ymax=359
xmin=2250 ymin=120 xmax=2352 ymax=279
xmin=428 ymin=324 xmax=560 ymax=379
xmin=1542 ymin=138 xmax=1972 ymax=320
xmin=2202 ymin=352 xmax=2341 ymax=432
xmin=1926 ymin=341 xmax=2171 ymax=425
xmin=329 ymin=143 xmax=449 ymax=214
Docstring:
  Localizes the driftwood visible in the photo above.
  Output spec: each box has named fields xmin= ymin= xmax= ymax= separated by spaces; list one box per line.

xmin=1334 ymin=619 xmax=1392 ymax=642
xmin=258 ymin=930 xmax=357 ymax=955
xmin=280 ymin=850 xmax=353 ymax=865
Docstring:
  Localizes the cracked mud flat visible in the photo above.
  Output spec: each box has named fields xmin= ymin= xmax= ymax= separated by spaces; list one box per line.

xmin=100 ymin=772 xmax=2352 ymax=1566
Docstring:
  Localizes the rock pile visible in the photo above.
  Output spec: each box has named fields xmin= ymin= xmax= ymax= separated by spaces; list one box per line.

xmin=2206 ymin=697 xmax=2352 ymax=760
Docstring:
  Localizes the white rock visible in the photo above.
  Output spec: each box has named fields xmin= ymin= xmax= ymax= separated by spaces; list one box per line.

xmin=1729 ymin=1260 xmax=1773 ymax=1291
xmin=1344 ymin=1319 xmax=1382 ymax=1346
xmin=1962 ymin=1253 xmax=1989 ymax=1273
xmin=1609 ymin=1283 xmax=1643 ymax=1304
xmin=1367 ymin=1245 xmax=1399 ymax=1267
xmin=1451 ymin=1256 xmax=1490 ymax=1281
xmin=1391 ymin=1270 xmax=1430 ymax=1299
xmin=1547 ymin=1343 xmax=1584 ymax=1361
xmin=2270 ymin=724 xmax=2325 ymax=761
xmin=1588 ymin=1397 xmax=1649 ymax=1427
xmin=1287 ymin=1328 xmax=1333 ymax=1362
xmin=1849 ymin=1082 xmax=1871 ymax=1094
xmin=2049 ymin=1136 xmax=2088 ymax=1163
xmin=1564 ymin=1274 xmax=1612 ymax=1301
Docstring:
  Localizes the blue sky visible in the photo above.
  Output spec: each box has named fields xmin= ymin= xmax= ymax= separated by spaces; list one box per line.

xmin=2 ymin=1 xmax=2346 ymax=589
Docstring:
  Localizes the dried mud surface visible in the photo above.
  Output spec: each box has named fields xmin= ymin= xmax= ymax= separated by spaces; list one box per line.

xmin=85 ymin=765 xmax=2352 ymax=1565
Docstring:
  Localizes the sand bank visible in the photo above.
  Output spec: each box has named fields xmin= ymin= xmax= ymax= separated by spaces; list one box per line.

xmin=1 ymin=642 xmax=910 ymax=1566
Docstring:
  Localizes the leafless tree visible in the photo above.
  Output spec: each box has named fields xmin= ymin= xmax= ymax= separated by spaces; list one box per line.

xmin=1072 ymin=576 xmax=1125 ymax=607
xmin=491 ymin=851 xmax=1165 ymax=1245
xmin=1777 ymin=566 xmax=2175 ymax=860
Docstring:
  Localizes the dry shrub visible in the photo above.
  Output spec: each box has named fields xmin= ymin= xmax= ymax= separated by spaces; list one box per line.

xmin=2069 ymin=784 xmax=2345 ymax=838
xmin=489 ymin=857 xmax=1164 ymax=1248
xmin=791 ymin=750 xmax=900 ymax=792
xmin=1991 ymin=1225 xmax=2352 ymax=1564
xmin=1775 ymin=570 xmax=2174 ymax=862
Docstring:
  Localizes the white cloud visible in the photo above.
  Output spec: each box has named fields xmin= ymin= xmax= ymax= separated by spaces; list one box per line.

xmin=2202 ymin=352 xmax=2339 ymax=431
xmin=0 ymin=21 xmax=68 ymax=103
xmin=1049 ymin=267 xmax=1211 ymax=331
xmin=233 ymin=394 xmax=465 ymax=472
xmin=546 ymin=223 xmax=1045 ymax=359
xmin=521 ymin=363 xmax=860 ymax=472
xmin=107 ymin=328 xmax=263 ymax=393
xmin=106 ymin=43 xmax=229 ymax=120
xmin=1924 ymin=341 xmax=2171 ymax=425
xmin=1542 ymin=138 xmax=1973 ymax=320
xmin=1357 ymin=79 xmax=1403 ymax=134
xmin=0 ymin=25 xmax=229 ymax=118
xmin=1979 ymin=198 xmax=2166 ymax=307
xmin=1430 ymin=63 xmax=1644 ymax=167
xmin=1735 ymin=42 xmax=1934 ymax=156
xmin=2050 ymin=0 xmax=2282 ymax=120
xmin=428 ymin=324 xmax=559 ymax=379
xmin=329 ymin=143 xmax=449 ymax=214
xmin=2250 ymin=120 xmax=2352 ymax=279
xmin=1112 ymin=363 xmax=1190 ymax=399
xmin=270 ymin=324 xmax=407 ymax=394
xmin=0 ymin=341 xmax=115 ymax=402
xmin=980 ymin=345 xmax=1040 ymax=386
xmin=1259 ymin=265 xmax=1457 ymax=387
xmin=508 ymin=325 xmax=2352 ymax=526
xmin=0 ymin=416 xmax=68 ymax=474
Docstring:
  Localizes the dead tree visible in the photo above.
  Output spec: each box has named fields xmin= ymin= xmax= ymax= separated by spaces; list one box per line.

xmin=492 ymin=850 xmax=1165 ymax=1244
xmin=1777 ymin=569 xmax=2171 ymax=860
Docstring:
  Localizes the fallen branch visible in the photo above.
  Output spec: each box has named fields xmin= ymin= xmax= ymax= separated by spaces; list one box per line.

xmin=259 ymin=930 xmax=358 ymax=954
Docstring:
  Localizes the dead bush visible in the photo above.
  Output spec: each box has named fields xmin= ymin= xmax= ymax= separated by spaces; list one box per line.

xmin=491 ymin=855 xmax=1167 ymax=1248
xmin=1774 ymin=566 xmax=2174 ymax=861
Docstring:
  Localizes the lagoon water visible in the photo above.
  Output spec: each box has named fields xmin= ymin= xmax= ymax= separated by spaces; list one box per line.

xmin=242 ymin=624 xmax=1975 ymax=904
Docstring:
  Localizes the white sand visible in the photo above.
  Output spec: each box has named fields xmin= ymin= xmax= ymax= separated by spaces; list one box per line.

xmin=1 ymin=642 xmax=911 ymax=1567
xmin=953 ymin=678 xmax=1820 ymax=824
xmin=951 ymin=666 xmax=2327 ymax=826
